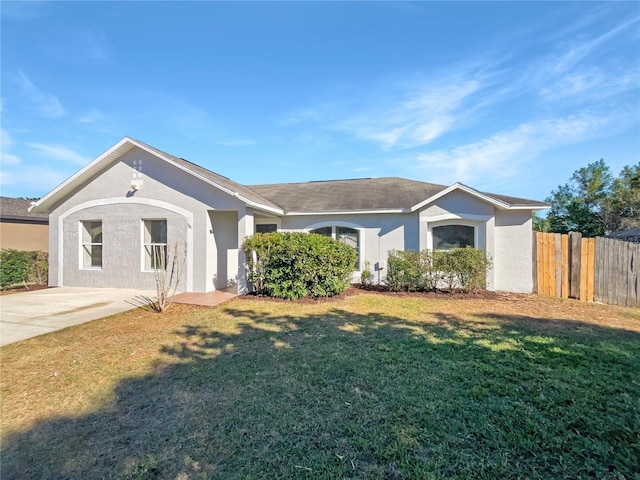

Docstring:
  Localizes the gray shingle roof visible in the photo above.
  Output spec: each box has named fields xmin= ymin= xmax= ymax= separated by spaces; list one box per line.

xmin=130 ymin=138 xmax=283 ymax=212
xmin=610 ymin=227 xmax=640 ymax=238
xmin=249 ymin=177 xmax=548 ymax=212
xmin=0 ymin=197 xmax=49 ymax=222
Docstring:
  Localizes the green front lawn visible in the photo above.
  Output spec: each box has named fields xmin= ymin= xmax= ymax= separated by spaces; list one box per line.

xmin=1 ymin=292 xmax=639 ymax=479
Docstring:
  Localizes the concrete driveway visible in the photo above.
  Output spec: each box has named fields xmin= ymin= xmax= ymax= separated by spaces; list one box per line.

xmin=0 ymin=287 xmax=156 ymax=346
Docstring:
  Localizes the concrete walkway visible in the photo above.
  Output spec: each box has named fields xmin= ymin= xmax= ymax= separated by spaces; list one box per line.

xmin=172 ymin=290 xmax=237 ymax=307
xmin=0 ymin=287 xmax=156 ymax=347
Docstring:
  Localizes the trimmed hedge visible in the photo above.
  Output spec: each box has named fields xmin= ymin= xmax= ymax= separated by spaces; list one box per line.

xmin=386 ymin=247 xmax=490 ymax=293
xmin=242 ymin=232 xmax=356 ymax=300
xmin=0 ymin=249 xmax=48 ymax=289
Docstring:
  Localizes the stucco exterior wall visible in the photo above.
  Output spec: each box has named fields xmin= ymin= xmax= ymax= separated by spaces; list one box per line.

xmin=48 ymin=147 xmax=246 ymax=292
xmin=0 ymin=222 xmax=49 ymax=251
xmin=280 ymin=212 xmax=419 ymax=281
xmin=60 ymin=204 xmax=189 ymax=290
xmin=494 ymin=210 xmax=534 ymax=293
xmin=417 ymin=190 xmax=496 ymax=289
xmin=209 ymin=210 xmax=239 ymax=290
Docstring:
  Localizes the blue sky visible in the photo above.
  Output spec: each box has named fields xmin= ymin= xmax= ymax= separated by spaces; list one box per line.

xmin=1 ymin=1 xmax=639 ymax=203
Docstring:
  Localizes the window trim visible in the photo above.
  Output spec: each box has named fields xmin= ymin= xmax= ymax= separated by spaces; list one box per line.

xmin=79 ymin=220 xmax=103 ymax=270
xmin=427 ymin=220 xmax=481 ymax=251
xmin=141 ymin=218 xmax=168 ymax=272
xmin=306 ymin=221 xmax=365 ymax=272
xmin=255 ymin=223 xmax=278 ymax=233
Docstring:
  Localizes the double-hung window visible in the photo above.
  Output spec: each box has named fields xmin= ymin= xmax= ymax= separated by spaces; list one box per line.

xmin=81 ymin=221 xmax=102 ymax=268
xmin=143 ymin=219 xmax=167 ymax=270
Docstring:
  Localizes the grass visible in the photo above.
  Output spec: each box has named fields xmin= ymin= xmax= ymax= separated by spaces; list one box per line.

xmin=1 ymin=291 xmax=639 ymax=479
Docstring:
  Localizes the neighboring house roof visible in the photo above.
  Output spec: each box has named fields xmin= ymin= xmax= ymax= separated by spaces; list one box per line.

xmin=30 ymin=136 xmax=549 ymax=215
xmin=609 ymin=227 xmax=640 ymax=241
xmin=250 ymin=178 xmax=550 ymax=213
xmin=0 ymin=197 xmax=49 ymax=223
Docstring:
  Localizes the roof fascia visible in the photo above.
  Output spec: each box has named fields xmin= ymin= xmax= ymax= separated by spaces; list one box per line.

xmin=130 ymin=140 xmax=284 ymax=215
xmin=507 ymin=204 xmax=550 ymax=211
xmin=410 ymin=183 xmax=511 ymax=212
xmin=31 ymin=137 xmax=284 ymax=216
xmin=284 ymin=208 xmax=407 ymax=216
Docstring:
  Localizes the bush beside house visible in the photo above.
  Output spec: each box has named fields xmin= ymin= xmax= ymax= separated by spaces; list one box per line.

xmin=243 ymin=232 xmax=356 ymax=300
xmin=0 ymin=249 xmax=48 ymax=289
xmin=386 ymin=247 xmax=490 ymax=293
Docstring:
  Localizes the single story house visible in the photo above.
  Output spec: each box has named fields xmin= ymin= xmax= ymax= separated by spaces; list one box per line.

xmin=0 ymin=197 xmax=49 ymax=252
xmin=30 ymin=137 xmax=549 ymax=294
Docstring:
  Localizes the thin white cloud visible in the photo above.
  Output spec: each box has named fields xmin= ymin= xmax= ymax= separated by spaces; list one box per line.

xmin=15 ymin=71 xmax=65 ymax=117
xmin=414 ymin=112 xmax=627 ymax=185
xmin=286 ymin=66 xmax=496 ymax=151
xmin=27 ymin=142 xmax=89 ymax=165
xmin=342 ymin=79 xmax=482 ymax=150
xmin=549 ymin=15 xmax=640 ymax=76
xmin=0 ymin=166 xmax=69 ymax=193
xmin=0 ymin=129 xmax=21 ymax=166
xmin=78 ymin=109 xmax=106 ymax=124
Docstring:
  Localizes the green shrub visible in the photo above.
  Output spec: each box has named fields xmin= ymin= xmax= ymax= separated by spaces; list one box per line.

xmin=0 ymin=249 xmax=33 ymax=289
xmin=385 ymin=247 xmax=490 ymax=293
xmin=360 ymin=261 xmax=373 ymax=286
xmin=386 ymin=250 xmax=423 ymax=291
xmin=446 ymin=247 xmax=490 ymax=292
xmin=0 ymin=249 xmax=49 ymax=289
xmin=243 ymin=232 xmax=356 ymax=300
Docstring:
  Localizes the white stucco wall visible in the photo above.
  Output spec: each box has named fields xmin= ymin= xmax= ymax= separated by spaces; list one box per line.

xmin=46 ymin=146 xmax=536 ymax=294
xmin=280 ymin=212 xmax=419 ymax=282
xmin=48 ymin=147 xmax=246 ymax=292
xmin=493 ymin=210 xmax=534 ymax=293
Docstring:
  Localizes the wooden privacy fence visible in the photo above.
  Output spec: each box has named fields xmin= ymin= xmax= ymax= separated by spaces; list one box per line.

xmin=534 ymin=232 xmax=639 ymax=308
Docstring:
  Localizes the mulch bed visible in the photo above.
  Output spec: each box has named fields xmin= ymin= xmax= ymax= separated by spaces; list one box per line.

xmin=241 ymin=284 xmax=525 ymax=304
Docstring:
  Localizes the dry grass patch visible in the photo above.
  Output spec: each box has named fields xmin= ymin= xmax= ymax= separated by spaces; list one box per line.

xmin=1 ymin=292 xmax=639 ymax=479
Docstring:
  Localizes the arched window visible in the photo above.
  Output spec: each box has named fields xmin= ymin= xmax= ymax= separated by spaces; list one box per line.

xmin=310 ymin=226 xmax=360 ymax=269
xmin=432 ymin=225 xmax=475 ymax=250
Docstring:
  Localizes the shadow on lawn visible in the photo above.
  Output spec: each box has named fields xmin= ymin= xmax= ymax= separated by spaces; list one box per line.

xmin=2 ymin=305 xmax=639 ymax=479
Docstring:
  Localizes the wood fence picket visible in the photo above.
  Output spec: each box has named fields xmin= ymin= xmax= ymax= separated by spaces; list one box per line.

xmin=533 ymin=232 xmax=639 ymax=307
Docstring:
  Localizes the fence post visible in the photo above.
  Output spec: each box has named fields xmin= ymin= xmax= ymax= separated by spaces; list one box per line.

xmin=569 ymin=232 xmax=582 ymax=299
xmin=561 ymin=234 xmax=569 ymax=298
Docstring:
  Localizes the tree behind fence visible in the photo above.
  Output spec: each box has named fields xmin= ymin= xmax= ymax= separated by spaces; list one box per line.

xmin=533 ymin=232 xmax=639 ymax=308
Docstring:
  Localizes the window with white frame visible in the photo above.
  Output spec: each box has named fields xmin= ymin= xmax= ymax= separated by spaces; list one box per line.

xmin=256 ymin=223 xmax=277 ymax=233
xmin=310 ymin=225 xmax=360 ymax=269
xmin=432 ymin=224 xmax=475 ymax=250
xmin=143 ymin=219 xmax=167 ymax=270
xmin=81 ymin=221 xmax=102 ymax=268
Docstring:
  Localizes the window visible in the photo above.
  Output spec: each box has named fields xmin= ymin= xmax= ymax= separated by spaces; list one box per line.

xmin=81 ymin=221 xmax=102 ymax=268
xmin=432 ymin=225 xmax=475 ymax=250
xmin=143 ymin=220 xmax=167 ymax=270
xmin=256 ymin=223 xmax=277 ymax=233
xmin=310 ymin=225 xmax=360 ymax=269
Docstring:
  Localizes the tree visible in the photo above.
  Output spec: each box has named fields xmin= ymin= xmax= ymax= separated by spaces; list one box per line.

xmin=605 ymin=163 xmax=640 ymax=232
xmin=544 ymin=160 xmax=640 ymax=237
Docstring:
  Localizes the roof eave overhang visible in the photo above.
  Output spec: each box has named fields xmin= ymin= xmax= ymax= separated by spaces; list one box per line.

xmin=410 ymin=182 xmax=543 ymax=212
xmin=30 ymin=137 xmax=284 ymax=216
xmin=284 ymin=208 xmax=408 ymax=216
xmin=508 ymin=204 xmax=551 ymax=211
xmin=30 ymin=137 xmax=135 ymax=213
